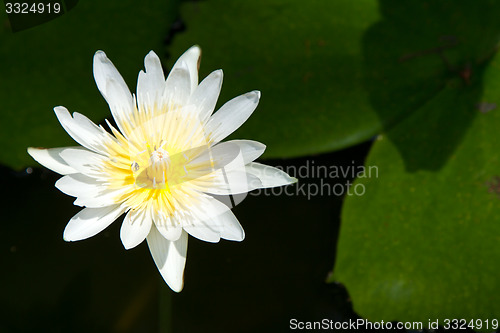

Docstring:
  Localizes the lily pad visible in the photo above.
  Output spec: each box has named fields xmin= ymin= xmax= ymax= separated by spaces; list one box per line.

xmin=169 ymin=0 xmax=386 ymax=158
xmin=0 ymin=0 xmax=178 ymax=169
xmin=363 ymin=0 xmax=500 ymax=171
xmin=333 ymin=32 xmax=500 ymax=333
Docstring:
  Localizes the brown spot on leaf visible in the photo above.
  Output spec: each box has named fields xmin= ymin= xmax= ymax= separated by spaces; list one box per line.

xmin=485 ymin=176 xmax=500 ymax=197
xmin=476 ymin=102 xmax=496 ymax=113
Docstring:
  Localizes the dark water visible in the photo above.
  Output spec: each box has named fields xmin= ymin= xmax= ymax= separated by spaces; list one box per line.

xmin=1 ymin=140 xmax=375 ymax=333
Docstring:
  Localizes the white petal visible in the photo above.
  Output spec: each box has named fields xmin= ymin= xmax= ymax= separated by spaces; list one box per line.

xmin=73 ymin=189 xmax=126 ymax=208
xmin=211 ymin=193 xmax=248 ymax=210
xmin=181 ymin=196 xmax=226 ymax=243
xmin=170 ymin=142 xmax=244 ymax=188
xmin=246 ymin=162 xmax=298 ymax=187
xmin=210 ymin=199 xmax=245 ymax=241
xmin=188 ymin=141 xmax=241 ymax=175
xmin=220 ymin=214 xmax=244 ymax=241
xmin=93 ymin=51 xmax=134 ymax=134
xmin=182 ymin=196 xmax=245 ymax=241
xmin=54 ymin=107 xmax=112 ymax=154
xmin=164 ymin=61 xmax=191 ymax=106
xmin=120 ymin=208 xmax=153 ymax=250
xmin=93 ymin=51 xmax=129 ymax=98
xmin=27 ymin=147 xmax=78 ymax=175
xmin=206 ymin=91 xmax=260 ymax=143
xmin=147 ymin=226 xmax=188 ymax=292
xmin=142 ymin=51 xmax=166 ymax=93
xmin=195 ymin=169 xmax=262 ymax=195
xmin=137 ymin=51 xmax=166 ymax=110
xmin=185 ymin=141 xmax=263 ymax=194
xmin=230 ymin=140 xmax=266 ymax=164
xmin=63 ymin=205 xmax=125 ymax=242
xmin=181 ymin=195 xmax=240 ymax=243
xmin=182 ymin=214 xmax=220 ymax=243
xmin=58 ymin=148 xmax=106 ymax=178
xmin=154 ymin=213 xmax=183 ymax=241
xmin=105 ymin=78 xmax=135 ymax=131
xmin=55 ymin=174 xmax=127 ymax=208
xmin=171 ymin=45 xmax=201 ymax=94
xmin=188 ymin=69 xmax=222 ymax=123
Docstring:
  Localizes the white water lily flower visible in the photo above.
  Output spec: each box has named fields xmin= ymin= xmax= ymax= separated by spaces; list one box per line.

xmin=27 ymin=46 xmax=296 ymax=292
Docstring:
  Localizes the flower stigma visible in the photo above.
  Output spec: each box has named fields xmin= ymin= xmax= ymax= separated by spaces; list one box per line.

xmin=131 ymin=141 xmax=172 ymax=190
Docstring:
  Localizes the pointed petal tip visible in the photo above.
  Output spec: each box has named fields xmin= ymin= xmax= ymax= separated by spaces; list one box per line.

xmin=168 ymin=280 xmax=184 ymax=293
xmin=54 ymin=177 xmax=64 ymax=190
xmin=53 ymin=105 xmax=69 ymax=114
xmin=206 ymin=69 xmax=223 ymax=83
xmin=27 ymin=147 xmax=78 ymax=175
xmin=63 ymin=220 xmax=79 ymax=242
xmin=93 ymin=51 xmax=109 ymax=67
xmin=62 ymin=231 xmax=79 ymax=243
xmin=27 ymin=147 xmax=48 ymax=163
xmin=244 ymin=90 xmax=260 ymax=103
xmin=120 ymin=230 xmax=136 ymax=250
xmin=188 ymin=44 xmax=201 ymax=53
xmin=121 ymin=242 xmax=134 ymax=250
xmin=144 ymin=50 xmax=161 ymax=67
xmin=94 ymin=50 xmax=106 ymax=59
xmin=181 ymin=45 xmax=201 ymax=64
xmin=228 ymin=229 xmax=245 ymax=242
xmin=26 ymin=146 xmax=38 ymax=156
xmin=53 ymin=106 xmax=72 ymax=125
xmin=147 ymin=227 xmax=188 ymax=293
xmin=253 ymin=140 xmax=266 ymax=150
xmin=146 ymin=50 xmax=158 ymax=57
xmin=185 ymin=45 xmax=202 ymax=69
xmin=62 ymin=229 xmax=75 ymax=242
xmin=279 ymin=175 xmax=298 ymax=186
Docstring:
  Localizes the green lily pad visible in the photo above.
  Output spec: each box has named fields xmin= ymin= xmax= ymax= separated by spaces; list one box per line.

xmin=0 ymin=0 xmax=178 ymax=169
xmin=333 ymin=36 xmax=500 ymax=333
xmin=169 ymin=0 xmax=387 ymax=158
xmin=363 ymin=0 xmax=500 ymax=171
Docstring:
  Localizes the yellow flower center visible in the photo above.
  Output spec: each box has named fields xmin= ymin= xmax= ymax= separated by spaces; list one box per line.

xmin=102 ymin=106 xmax=212 ymax=216
xmin=132 ymin=145 xmax=171 ymax=190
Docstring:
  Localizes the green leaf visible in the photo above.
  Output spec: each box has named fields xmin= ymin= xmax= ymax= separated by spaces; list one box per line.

xmin=0 ymin=0 xmax=178 ymax=169
xmin=169 ymin=0 xmax=385 ymax=158
xmin=363 ymin=0 xmax=500 ymax=171
xmin=332 ymin=1 xmax=500 ymax=325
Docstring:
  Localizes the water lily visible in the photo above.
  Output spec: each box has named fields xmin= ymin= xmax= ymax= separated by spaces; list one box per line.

xmin=27 ymin=46 xmax=296 ymax=292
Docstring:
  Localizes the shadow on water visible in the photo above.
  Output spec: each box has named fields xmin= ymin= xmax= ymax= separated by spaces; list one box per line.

xmin=363 ymin=0 xmax=500 ymax=172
